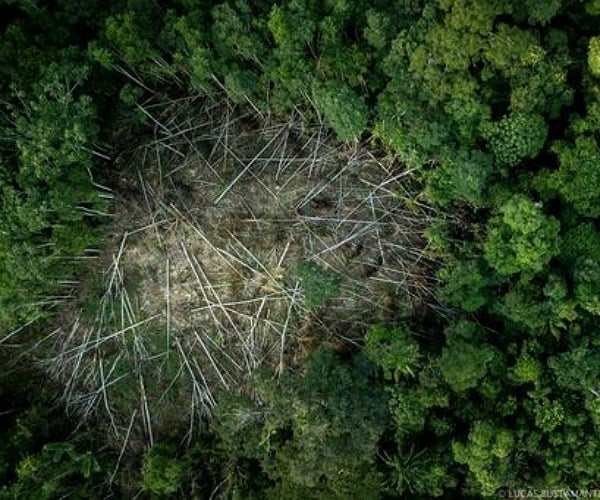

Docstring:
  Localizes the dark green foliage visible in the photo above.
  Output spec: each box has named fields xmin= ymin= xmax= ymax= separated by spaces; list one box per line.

xmin=0 ymin=356 xmax=112 ymax=499
xmin=224 ymin=69 xmax=258 ymax=103
xmin=482 ymin=113 xmax=548 ymax=167
xmin=105 ymin=11 xmax=159 ymax=71
xmin=493 ymin=277 xmax=578 ymax=336
xmin=141 ymin=444 xmax=185 ymax=495
xmin=313 ymin=81 xmax=368 ymax=141
xmin=549 ymin=137 xmax=600 ymax=218
xmin=297 ymin=261 xmax=343 ymax=310
xmin=438 ymin=259 xmax=494 ymax=312
xmin=574 ymin=258 xmax=600 ymax=315
xmin=212 ymin=349 xmax=388 ymax=498
xmin=426 ymin=149 xmax=494 ymax=207
xmin=560 ymin=223 xmax=600 ymax=266
xmin=439 ymin=341 xmax=495 ymax=392
xmin=439 ymin=320 xmax=496 ymax=392
xmin=364 ymin=325 xmax=421 ymax=380
xmin=495 ymin=282 xmax=545 ymax=333
xmin=261 ymin=350 xmax=387 ymax=498
xmin=526 ymin=0 xmax=563 ymax=24
xmin=388 ymin=359 xmax=450 ymax=439
xmin=375 ymin=85 xmax=451 ymax=168
xmin=3 ymin=443 xmax=105 ymax=499
xmin=382 ymin=445 xmax=455 ymax=497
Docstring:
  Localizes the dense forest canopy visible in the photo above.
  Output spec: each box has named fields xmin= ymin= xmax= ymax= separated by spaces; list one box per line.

xmin=0 ymin=0 xmax=599 ymax=497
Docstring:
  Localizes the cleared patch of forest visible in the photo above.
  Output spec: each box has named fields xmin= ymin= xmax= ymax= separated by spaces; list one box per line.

xmin=45 ymin=93 xmax=435 ymax=447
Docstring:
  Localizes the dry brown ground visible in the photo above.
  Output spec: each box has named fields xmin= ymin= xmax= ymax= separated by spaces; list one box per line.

xmin=42 ymin=95 xmax=437 ymax=450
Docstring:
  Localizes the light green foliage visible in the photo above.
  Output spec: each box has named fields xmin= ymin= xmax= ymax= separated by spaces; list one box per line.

xmin=265 ymin=1 xmax=318 ymax=112
xmin=388 ymin=384 xmax=428 ymax=437
xmin=268 ymin=55 xmax=316 ymax=113
xmin=482 ymin=24 xmax=571 ymax=116
xmin=364 ymin=325 xmax=421 ymax=380
xmin=211 ymin=2 xmax=267 ymax=63
xmin=375 ymin=0 xmax=571 ymax=171
xmin=533 ymin=398 xmax=565 ymax=432
xmin=408 ymin=0 xmax=493 ymax=117
xmin=364 ymin=9 xmax=393 ymax=50
xmin=574 ymin=258 xmax=600 ymax=315
xmin=313 ymin=81 xmax=368 ymax=141
xmin=588 ymin=0 xmax=600 ymax=15
xmin=549 ymin=137 xmax=600 ymax=217
xmin=585 ymin=396 xmax=600 ymax=432
xmin=141 ymin=444 xmax=185 ymax=496
xmin=423 ymin=219 xmax=452 ymax=254
xmin=570 ymin=100 xmax=600 ymax=135
xmin=512 ymin=352 xmax=542 ymax=384
xmin=297 ymin=261 xmax=342 ymax=310
xmin=186 ymin=45 xmax=212 ymax=91
xmin=14 ymin=65 xmax=97 ymax=187
xmin=453 ymin=421 xmax=515 ymax=495
xmin=87 ymin=40 xmax=114 ymax=69
xmin=267 ymin=5 xmax=292 ymax=46
xmin=3 ymin=442 xmax=105 ymax=499
xmin=484 ymin=195 xmax=560 ymax=276
xmin=482 ymin=113 xmax=548 ymax=166
xmin=267 ymin=2 xmax=315 ymax=50
xmin=172 ymin=17 xmax=213 ymax=93
xmin=589 ymin=36 xmax=600 ymax=76
xmin=0 ymin=62 xmax=101 ymax=330
xmin=105 ymin=11 xmax=159 ymax=72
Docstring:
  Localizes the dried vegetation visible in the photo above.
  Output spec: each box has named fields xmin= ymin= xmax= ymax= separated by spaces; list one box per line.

xmin=41 ymin=93 xmax=438 ymax=448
